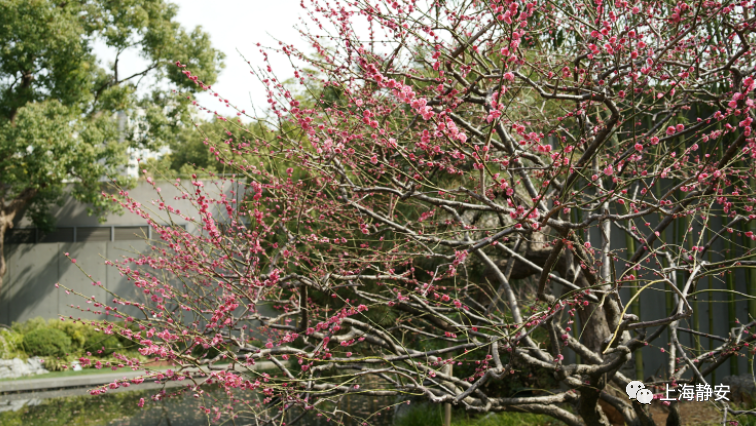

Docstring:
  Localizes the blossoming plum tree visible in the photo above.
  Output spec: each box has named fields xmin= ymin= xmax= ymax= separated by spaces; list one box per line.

xmin=60 ymin=0 xmax=756 ymax=425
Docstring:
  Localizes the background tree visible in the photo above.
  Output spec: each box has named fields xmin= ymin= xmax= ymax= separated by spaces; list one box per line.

xmin=60 ymin=0 xmax=756 ymax=425
xmin=0 ymin=0 xmax=224 ymax=289
xmin=142 ymin=116 xmax=281 ymax=179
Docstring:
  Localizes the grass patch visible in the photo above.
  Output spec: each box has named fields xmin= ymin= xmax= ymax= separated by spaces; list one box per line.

xmin=452 ymin=411 xmax=556 ymax=426
xmin=0 ymin=366 xmax=142 ymax=382
xmin=394 ymin=403 xmax=557 ymax=426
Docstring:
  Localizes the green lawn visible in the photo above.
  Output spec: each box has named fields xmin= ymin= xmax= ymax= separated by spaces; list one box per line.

xmin=0 ymin=365 xmax=143 ymax=382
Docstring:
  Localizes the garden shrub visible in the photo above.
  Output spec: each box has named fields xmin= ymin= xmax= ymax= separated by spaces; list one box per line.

xmin=0 ymin=328 xmax=25 ymax=359
xmin=41 ymin=356 xmax=71 ymax=372
xmin=48 ymin=319 xmax=95 ymax=351
xmin=113 ymin=321 xmax=144 ymax=351
xmin=5 ymin=318 xmax=150 ymax=368
xmin=22 ymin=327 xmax=72 ymax=357
xmin=84 ymin=333 xmax=123 ymax=356
xmin=11 ymin=317 xmax=47 ymax=336
xmin=191 ymin=342 xmax=223 ymax=360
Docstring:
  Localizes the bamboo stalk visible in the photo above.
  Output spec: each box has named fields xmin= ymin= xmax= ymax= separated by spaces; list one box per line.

xmin=691 ymin=223 xmax=702 ymax=357
xmin=572 ymin=206 xmax=582 ymax=365
xmin=674 ymin=191 xmax=687 ymax=377
xmin=624 ymin=206 xmax=643 ymax=380
xmin=443 ymin=362 xmax=452 ymax=426
xmin=725 ymin=227 xmax=739 ymax=376
xmin=707 ymin=227 xmax=716 ymax=385
xmin=749 ymin=180 xmax=756 ymax=376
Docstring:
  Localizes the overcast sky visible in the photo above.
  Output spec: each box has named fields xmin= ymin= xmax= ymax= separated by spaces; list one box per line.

xmin=95 ymin=0 xmax=304 ymax=121
xmin=175 ymin=0 xmax=304 ymax=118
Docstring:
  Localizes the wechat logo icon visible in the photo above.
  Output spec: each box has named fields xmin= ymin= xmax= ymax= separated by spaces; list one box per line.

xmin=626 ymin=381 xmax=653 ymax=404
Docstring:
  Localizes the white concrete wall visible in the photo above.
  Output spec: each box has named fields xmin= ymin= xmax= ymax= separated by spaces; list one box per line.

xmin=2 ymin=179 xmax=248 ymax=324
xmin=1 ymin=241 xmax=147 ymax=324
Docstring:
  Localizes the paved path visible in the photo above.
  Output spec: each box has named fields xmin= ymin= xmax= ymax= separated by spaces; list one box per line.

xmin=0 ymin=361 xmax=275 ymax=396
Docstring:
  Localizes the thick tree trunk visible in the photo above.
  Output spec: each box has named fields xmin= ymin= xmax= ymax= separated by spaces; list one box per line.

xmin=486 ymin=236 xmax=616 ymax=352
xmin=666 ymin=403 xmax=681 ymax=426
xmin=578 ymin=375 xmax=612 ymax=426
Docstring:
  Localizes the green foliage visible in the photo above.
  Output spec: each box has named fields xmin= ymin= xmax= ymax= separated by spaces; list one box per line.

xmin=47 ymin=320 xmax=95 ymax=351
xmin=47 ymin=319 xmax=134 ymax=355
xmin=362 ymin=304 xmax=397 ymax=327
xmin=451 ymin=411 xmax=557 ymax=426
xmin=735 ymin=412 xmax=756 ymax=426
xmin=190 ymin=340 xmax=235 ymax=360
xmin=22 ymin=327 xmax=72 ymax=357
xmin=41 ymin=356 xmax=71 ymax=372
xmin=394 ymin=403 xmax=443 ymax=426
xmin=83 ymin=333 xmax=123 ymax=356
xmin=13 ymin=318 xmax=97 ymax=353
xmin=141 ymin=121 xmax=220 ymax=178
xmin=0 ymin=328 xmax=25 ymax=358
xmin=395 ymin=403 xmax=556 ymax=426
xmin=4 ymin=318 xmax=143 ymax=366
xmin=10 ymin=317 xmax=48 ymax=335
xmin=0 ymin=0 xmax=223 ymax=237
xmin=142 ymin=117 xmax=276 ymax=179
